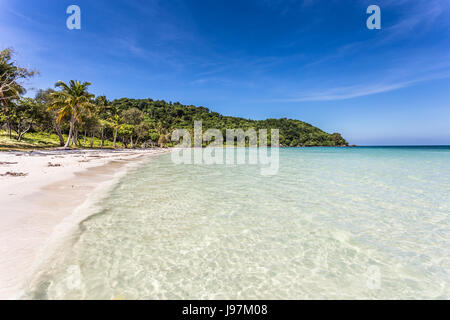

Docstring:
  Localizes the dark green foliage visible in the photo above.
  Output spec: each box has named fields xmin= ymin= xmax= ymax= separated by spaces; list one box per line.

xmin=110 ymin=98 xmax=348 ymax=147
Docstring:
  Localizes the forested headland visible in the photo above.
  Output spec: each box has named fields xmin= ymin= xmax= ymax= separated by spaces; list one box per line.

xmin=0 ymin=48 xmax=348 ymax=150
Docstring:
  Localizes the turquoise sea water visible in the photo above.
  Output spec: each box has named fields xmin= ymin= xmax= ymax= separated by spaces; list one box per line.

xmin=28 ymin=147 xmax=450 ymax=299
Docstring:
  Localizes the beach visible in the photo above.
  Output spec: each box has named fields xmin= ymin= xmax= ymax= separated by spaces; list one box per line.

xmin=0 ymin=148 xmax=168 ymax=299
xmin=1 ymin=147 xmax=449 ymax=299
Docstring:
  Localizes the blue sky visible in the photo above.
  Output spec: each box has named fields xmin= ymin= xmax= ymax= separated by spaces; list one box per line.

xmin=1 ymin=0 xmax=449 ymax=145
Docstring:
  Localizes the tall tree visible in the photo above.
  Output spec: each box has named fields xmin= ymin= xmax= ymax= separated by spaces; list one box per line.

xmin=8 ymin=98 xmax=41 ymax=141
xmin=123 ymin=107 xmax=145 ymax=147
xmin=94 ymin=95 xmax=111 ymax=147
xmin=49 ymin=80 xmax=94 ymax=148
xmin=35 ymin=88 xmax=65 ymax=146
xmin=0 ymin=48 xmax=37 ymax=138
xmin=108 ymin=106 xmax=123 ymax=148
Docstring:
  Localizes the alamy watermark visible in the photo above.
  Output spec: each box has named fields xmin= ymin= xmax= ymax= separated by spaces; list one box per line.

xmin=66 ymin=5 xmax=81 ymax=30
xmin=66 ymin=5 xmax=380 ymax=31
xmin=367 ymin=5 xmax=381 ymax=30
xmin=170 ymin=121 xmax=280 ymax=176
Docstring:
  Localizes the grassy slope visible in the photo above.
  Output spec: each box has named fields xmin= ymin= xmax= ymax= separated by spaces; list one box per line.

xmin=0 ymin=130 xmax=124 ymax=151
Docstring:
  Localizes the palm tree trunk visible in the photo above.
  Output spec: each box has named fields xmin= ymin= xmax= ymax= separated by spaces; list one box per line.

xmin=55 ymin=123 xmax=65 ymax=146
xmin=90 ymin=131 xmax=94 ymax=148
xmin=113 ymin=127 xmax=118 ymax=148
xmin=73 ymin=128 xmax=78 ymax=146
xmin=101 ymin=127 xmax=105 ymax=148
xmin=64 ymin=116 xmax=75 ymax=148
xmin=77 ymin=133 xmax=82 ymax=147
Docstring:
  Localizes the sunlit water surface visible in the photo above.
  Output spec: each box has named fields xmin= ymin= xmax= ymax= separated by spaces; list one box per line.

xmin=27 ymin=147 xmax=450 ymax=299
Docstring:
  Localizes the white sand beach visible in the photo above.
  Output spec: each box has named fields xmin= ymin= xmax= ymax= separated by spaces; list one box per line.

xmin=0 ymin=149 xmax=169 ymax=299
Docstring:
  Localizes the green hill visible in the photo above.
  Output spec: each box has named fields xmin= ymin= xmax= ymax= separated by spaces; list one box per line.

xmin=111 ymin=98 xmax=348 ymax=147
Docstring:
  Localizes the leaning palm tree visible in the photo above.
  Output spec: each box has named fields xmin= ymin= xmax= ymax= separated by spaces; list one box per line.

xmin=49 ymin=80 xmax=94 ymax=148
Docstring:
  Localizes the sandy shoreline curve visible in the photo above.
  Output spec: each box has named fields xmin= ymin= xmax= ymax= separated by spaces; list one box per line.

xmin=0 ymin=148 xmax=170 ymax=299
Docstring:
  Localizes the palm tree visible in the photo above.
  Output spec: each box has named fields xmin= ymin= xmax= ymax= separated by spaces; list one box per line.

xmin=156 ymin=121 xmax=171 ymax=147
xmin=108 ymin=106 xmax=123 ymax=148
xmin=49 ymin=80 xmax=94 ymax=148
xmin=94 ymin=96 xmax=111 ymax=148
xmin=110 ymin=115 xmax=123 ymax=148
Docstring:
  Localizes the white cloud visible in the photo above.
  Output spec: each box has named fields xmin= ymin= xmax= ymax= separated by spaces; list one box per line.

xmin=275 ymin=68 xmax=450 ymax=102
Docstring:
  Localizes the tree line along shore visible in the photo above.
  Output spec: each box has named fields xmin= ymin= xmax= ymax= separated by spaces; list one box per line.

xmin=1 ymin=48 xmax=349 ymax=151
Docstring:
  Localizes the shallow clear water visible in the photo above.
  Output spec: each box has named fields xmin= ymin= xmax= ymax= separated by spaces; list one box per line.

xmin=29 ymin=147 xmax=450 ymax=299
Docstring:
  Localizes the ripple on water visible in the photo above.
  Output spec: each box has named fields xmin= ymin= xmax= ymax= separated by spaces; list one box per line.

xmin=27 ymin=148 xmax=450 ymax=299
